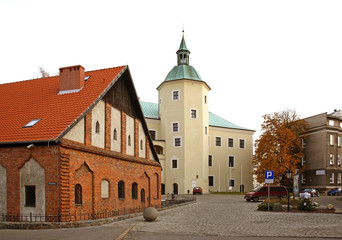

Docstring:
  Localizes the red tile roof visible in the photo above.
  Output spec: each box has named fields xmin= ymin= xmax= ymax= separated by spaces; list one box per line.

xmin=0 ymin=65 xmax=127 ymax=144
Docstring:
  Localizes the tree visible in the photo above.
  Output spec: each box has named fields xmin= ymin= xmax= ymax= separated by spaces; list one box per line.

xmin=36 ymin=66 xmax=50 ymax=78
xmin=253 ymin=109 xmax=308 ymax=184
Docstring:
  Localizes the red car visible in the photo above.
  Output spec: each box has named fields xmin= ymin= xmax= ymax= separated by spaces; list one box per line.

xmin=193 ymin=186 xmax=202 ymax=195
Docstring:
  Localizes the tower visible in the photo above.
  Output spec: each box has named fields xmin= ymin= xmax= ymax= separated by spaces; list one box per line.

xmin=157 ymin=33 xmax=211 ymax=194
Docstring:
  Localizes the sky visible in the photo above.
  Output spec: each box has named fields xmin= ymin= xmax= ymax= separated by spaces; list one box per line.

xmin=1 ymin=0 xmax=341 ymax=139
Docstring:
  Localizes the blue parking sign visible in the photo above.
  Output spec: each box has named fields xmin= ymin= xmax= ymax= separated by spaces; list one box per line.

xmin=265 ymin=171 xmax=274 ymax=179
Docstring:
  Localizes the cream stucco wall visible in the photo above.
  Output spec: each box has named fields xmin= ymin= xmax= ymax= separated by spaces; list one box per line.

xmin=208 ymin=127 xmax=254 ymax=192
xmin=158 ymin=79 xmax=210 ymax=194
xmin=64 ymin=118 xmax=85 ymax=143
xmin=0 ymin=165 xmax=7 ymax=214
xmin=111 ymin=107 xmax=121 ymax=152
xmin=20 ymin=158 xmax=45 ymax=216
xmin=139 ymin=122 xmax=146 ymax=158
xmin=126 ymin=114 xmax=135 ymax=156
xmin=92 ymin=100 xmax=105 ymax=148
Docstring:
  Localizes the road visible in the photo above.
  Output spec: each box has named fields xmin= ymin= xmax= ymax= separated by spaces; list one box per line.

xmin=1 ymin=194 xmax=342 ymax=240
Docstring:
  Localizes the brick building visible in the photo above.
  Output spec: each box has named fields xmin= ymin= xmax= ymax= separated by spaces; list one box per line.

xmin=0 ymin=65 xmax=161 ymax=221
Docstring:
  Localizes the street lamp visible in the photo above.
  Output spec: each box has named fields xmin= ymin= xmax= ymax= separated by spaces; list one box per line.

xmin=278 ymin=173 xmax=283 ymax=184
xmin=286 ymin=169 xmax=292 ymax=212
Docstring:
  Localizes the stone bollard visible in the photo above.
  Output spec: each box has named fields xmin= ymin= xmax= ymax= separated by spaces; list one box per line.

xmin=327 ymin=204 xmax=334 ymax=210
xmin=143 ymin=207 xmax=158 ymax=221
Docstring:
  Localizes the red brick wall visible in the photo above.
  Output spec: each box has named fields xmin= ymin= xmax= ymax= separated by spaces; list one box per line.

xmin=0 ymin=146 xmax=59 ymax=216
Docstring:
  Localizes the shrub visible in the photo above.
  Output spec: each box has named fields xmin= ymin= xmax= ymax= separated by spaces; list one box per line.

xmin=297 ymin=199 xmax=315 ymax=211
xmin=257 ymin=199 xmax=281 ymax=211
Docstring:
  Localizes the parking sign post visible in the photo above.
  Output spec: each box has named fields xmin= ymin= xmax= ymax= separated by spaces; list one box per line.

xmin=265 ymin=171 xmax=274 ymax=210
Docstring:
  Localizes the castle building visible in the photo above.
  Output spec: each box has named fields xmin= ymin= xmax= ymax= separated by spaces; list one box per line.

xmin=302 ymin=110 xmax=342 ymax=191
xmin=0 ymin=65 xmax=161 ymax=221
xmin=140 ymin=35 xmax=255 ymax=194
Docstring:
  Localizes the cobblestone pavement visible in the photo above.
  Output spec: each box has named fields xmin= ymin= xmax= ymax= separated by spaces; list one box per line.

xmin=1 ymin=194 xmax=342 ymax=240
xmin=113 ymin=194 xmax=342 ymax=239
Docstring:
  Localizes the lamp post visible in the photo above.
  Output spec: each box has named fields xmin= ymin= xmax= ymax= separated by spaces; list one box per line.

xmin=278 ymin=173 xmax=283 ymax=185
xmin=286 ymin=169 xmax=292 ymax=212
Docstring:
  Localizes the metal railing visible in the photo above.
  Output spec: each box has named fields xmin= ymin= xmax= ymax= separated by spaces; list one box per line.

xmin=0 ymin=205 xmax=160 ymax=223
xmin=0 ymin=195 xmax=196 ymax=223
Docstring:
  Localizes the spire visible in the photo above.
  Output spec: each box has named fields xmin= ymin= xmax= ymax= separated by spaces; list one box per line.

xmin=177 ymin=31 xmax=190 ymax=65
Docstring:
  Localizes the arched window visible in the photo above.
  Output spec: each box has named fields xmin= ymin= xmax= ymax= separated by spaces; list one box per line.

xmin=101 ymin=179 xmax=109 ymax=198
xmin=113 ymin=128 xmax=117 ymax=140
xmin=128 ymin=135 xmax=131 ymax=146
xmin=140 ymin=140 xmax=143 ymax=150
xmin=95 ymin=121 xmax=100 ymax=134
xmin=132 ymin=182 xmax=138 ymax=199
xmin=141 ymin=188 xmax=145 ymax=202
xmin=75 ymin=184 xmax=82 ymax=204
xmin=118 ymin=181 xmax=125 ymax=199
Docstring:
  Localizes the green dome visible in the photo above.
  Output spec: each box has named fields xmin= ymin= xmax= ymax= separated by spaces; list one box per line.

xmin=164 ymin=65 xmax=202 ymax=82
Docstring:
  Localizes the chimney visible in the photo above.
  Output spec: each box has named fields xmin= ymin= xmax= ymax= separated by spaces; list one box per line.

xmin=59 ymin=65 xmax=85 ymax=92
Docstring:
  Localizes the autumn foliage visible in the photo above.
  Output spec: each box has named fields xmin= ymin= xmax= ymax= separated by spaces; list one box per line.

xmin=253 ymin=110 xmax=308 ymax=184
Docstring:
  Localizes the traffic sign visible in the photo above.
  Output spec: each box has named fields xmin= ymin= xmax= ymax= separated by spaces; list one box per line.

xmin=265 ymin=170 xmax=274 ymax=183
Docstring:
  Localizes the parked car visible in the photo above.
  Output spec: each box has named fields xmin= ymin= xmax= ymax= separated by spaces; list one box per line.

xmin=244 ymin=185 xmax=288 ymax=202
xmin=303 ymin=188 xmax=319 ymax=197
xmin=193 ymin=186 xmax=202 ymax=195
xmin=327 ymin=188 xmax=342 ymax=196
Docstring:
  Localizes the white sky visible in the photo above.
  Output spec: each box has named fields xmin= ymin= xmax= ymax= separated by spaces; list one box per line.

xmin=1 ymin=0 xmax=341 ymax=139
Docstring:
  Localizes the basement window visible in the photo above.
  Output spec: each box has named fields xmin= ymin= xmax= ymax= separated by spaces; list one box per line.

xmin=23 ymin=119 xmax=41 ymax=128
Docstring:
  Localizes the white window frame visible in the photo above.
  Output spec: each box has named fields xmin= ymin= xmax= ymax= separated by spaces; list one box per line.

xmin=171 ymin=158 xmax=179 ymax=169
xmin=208 ymin=155 xmax=213 ymax=167
xmin=329 ymin=120 xmax=335 ymax=126
xmin=338 ymin=136 xmax=341 ymax=147
xmin=330 ymin=134 xmax=334 ymax=145
xmin=215 ymin=136 xmax=222 ymax=147
xmin=174 ymin=137 xmax=182 ymax=147
xmin=338 ymin=173 xmax=341 ymax=184
xmin=228 ymin=155 xmax=235 ymax=168
xmin=172 ymin=90 xmax=180 ymax=100
xmin=239 ymin=139 xmax=245 ymax=149
xmin=229 ymin=178 xmax=235 ymax=187
xmin=172 ymin=122 xmax=179 ymax=133
xmin=190 ymin=108 xmax=197 ymax=119
xmin=302 ymin=139 xmax=306 ymax=148
xmin=228 ymin=137 xmax=234 ymax=148
xmin=208 ymin=175 xmax=214 ymax=187
xmin=301 ymin=157 xmax=306 ymax=166
xmin=330 ymin=173 xmax=335 ymax=184
xmin=338 ymin=155 xmax=341 ymax=166
xmin=330 ymin=154 xmax=334 ymax=165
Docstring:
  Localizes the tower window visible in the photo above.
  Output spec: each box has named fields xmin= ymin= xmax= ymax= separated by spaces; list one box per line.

xmin=113 ymin=128 xmax=117 ymax=140
xmin=173 ymin=90 xmax=180 ymax=100
xmin=191 ymin=109 xmax=197 ymax=119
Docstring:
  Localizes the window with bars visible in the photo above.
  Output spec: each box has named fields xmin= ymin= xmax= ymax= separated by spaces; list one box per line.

xmin=215 ymin=137 xmax=221 ymax=147
xmin=239 ymin=139 xmax=245 ymax=149
xmin=228 ymin=138 xmax=234 ymax=148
